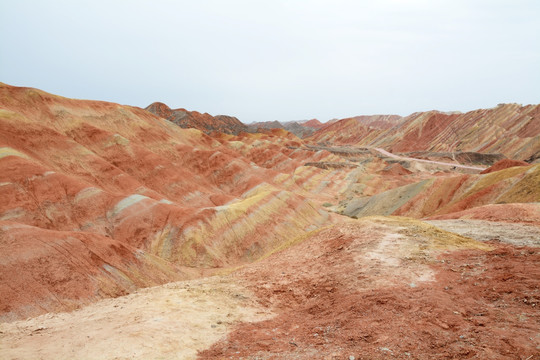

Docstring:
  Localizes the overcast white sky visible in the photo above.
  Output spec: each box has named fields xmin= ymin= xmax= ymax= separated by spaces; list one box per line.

xmin=1 ymin=1 xmax=539 ymax=122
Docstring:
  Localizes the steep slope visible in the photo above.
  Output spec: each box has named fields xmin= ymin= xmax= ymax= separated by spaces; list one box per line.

xmin=145 ymin=101 xmax=247 ymax=134
xmin=309 ymin=104 xmax=540 ymax=161
xmin=428 ymin=203 xmax=540 ymax=224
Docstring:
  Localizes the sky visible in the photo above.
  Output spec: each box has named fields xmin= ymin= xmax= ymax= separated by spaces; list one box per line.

xmin=1 ymin=0 xmax=539 ymax=123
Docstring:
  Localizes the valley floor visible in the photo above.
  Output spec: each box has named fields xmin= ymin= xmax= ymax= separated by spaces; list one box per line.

xmin=1 ymin=217 xmax=539 ymax=359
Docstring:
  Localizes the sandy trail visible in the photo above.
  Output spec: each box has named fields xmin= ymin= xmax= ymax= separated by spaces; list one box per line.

xmin=374 ymin=147 xmax=486 ymax=171
xmin=0 ymin=276 xmax=271 ymax=360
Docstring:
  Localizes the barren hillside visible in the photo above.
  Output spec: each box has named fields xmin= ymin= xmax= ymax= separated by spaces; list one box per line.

xmin=1 ymin=84 xmax=539 ymax=359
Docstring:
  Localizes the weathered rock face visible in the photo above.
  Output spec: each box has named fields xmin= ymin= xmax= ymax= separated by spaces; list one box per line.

xmin=309 ymin=104 xmax=540 ymax=161
xmin=145 ymin=102 xmax=248 ymax=135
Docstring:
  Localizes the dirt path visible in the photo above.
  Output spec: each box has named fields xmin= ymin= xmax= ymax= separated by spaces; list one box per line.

xmin=201 ymin=217 xmax=540 ymax=359
xmin=374 ymin=148 xmax=486 ymax=171
xmin=0 ymin=277 xmax=271 ymax=360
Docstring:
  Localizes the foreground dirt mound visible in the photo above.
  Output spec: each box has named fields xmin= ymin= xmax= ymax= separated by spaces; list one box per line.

xmin=5 ymin=217 xmax=538 ymax=359
xmin=0 ymin=276 xmax=271 ymax=359
xmin=200 ymin=217 xmax=539 ymax=359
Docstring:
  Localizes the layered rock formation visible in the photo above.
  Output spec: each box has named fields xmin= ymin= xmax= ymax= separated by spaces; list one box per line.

xmin=309 ymin=104 xmax=540 ymax=161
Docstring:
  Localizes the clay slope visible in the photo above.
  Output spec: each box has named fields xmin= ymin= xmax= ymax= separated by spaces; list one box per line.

xmin=309 ymin=104 xmax=540 ymax=161
xmin=340 ymin=162 xmax=540 ymax=224
xmin=0 ymin=83 xmax=354 ymax=321
xmin=145 ymin=101 xmax=247 ymax=135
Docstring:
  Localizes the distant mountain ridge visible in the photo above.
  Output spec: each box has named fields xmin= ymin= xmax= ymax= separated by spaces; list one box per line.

xmin=246 ymin=118 xmax=341 ymax=138
xmin=145 ymin=102 xmax=330 ymax=138
xmin=307 ymin=104 xmax=540 ymax=161
xmin=145 ymin=102 xmax=248 ymax=135
xmin=147 ymin=101 xmax=540 ymax=161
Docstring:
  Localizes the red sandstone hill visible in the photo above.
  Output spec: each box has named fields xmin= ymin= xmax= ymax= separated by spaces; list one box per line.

xmin=0 ymin=83 xmax=352 ymax=321
xmin=262 ymin=116 xmax=403 ymax=141
xmin=145 ymin=102 xmax=248 ymax=135
xmin=301 ymin=119 xmax=325 ymax=129
xmin=308 ymin=105 xmax=540 ymax=161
